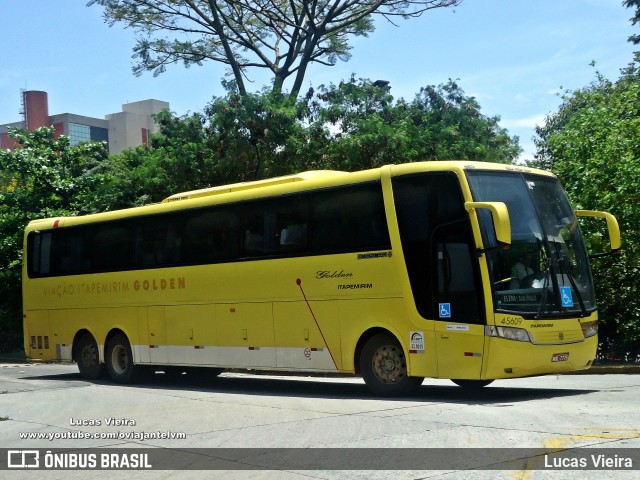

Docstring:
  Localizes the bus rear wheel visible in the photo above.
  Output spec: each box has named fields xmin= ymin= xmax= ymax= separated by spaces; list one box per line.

xmin=360 ymin=333 xmax=423 ymax=396
xmin=105 ymin=334 xmax=140 ymax=384
xmin=76 ymin=333 xmax=103 ymax=379
xmin=451 ymin=379 xmax=494 ymax=389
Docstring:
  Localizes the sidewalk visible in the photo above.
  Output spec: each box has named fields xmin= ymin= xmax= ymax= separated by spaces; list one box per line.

xmin=566 ymin=364 xmax=640 ymax=374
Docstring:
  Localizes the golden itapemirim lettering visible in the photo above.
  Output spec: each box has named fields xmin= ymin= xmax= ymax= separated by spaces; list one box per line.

xmin=133 ymin=277 xmax=186 ymax=291
xmin=42 ymin=277 xmax=185 ymax=297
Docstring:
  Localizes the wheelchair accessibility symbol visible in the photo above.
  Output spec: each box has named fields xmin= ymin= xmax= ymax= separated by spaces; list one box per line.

xmin=439 ymin=303 xmax=452 ymax=318
xmin=560 ymin=286 xmax=574 ymax=308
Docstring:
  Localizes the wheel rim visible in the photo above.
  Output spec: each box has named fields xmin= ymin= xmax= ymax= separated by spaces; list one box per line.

xmin=371 ymin=344 xmax=406 ymax=384
xmin=110 ymin=344 xmax=129 ymax=375
xmin=81 ymin=343 xmax=98 ymax=368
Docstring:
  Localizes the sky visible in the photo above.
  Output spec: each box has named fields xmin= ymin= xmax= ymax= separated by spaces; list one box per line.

xmin=1 ymin=0 xmax=638 ymax=162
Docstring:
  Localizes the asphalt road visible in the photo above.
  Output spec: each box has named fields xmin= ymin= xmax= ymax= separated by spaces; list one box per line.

xmin=0 ymin=363 xmax=638 ymax=479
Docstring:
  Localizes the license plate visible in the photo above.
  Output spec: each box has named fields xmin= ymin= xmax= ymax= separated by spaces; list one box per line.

xmin=552 ymin=352 xmax=570 ymax=362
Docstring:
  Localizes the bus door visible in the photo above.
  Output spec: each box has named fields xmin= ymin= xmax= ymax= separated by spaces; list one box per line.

xmin=432 ymin=228 xmax=486 ymax=380
xmin=393 ymin=171 xmax=487 ymax=380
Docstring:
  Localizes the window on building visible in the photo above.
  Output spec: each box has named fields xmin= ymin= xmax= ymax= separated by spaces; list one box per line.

xmin=68 ymin=123 xmax=91 ymax=146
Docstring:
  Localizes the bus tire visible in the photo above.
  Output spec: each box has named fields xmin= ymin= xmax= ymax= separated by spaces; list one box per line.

xmin=451 ymin=379 xmax=494 ymax=389
xmin=105 ymin=334 xmax=140 ymax=384
xmin=360 ymin=332 xmax=423 ymax=396
xmin=76 ymin=333 xmax=103 ymax=380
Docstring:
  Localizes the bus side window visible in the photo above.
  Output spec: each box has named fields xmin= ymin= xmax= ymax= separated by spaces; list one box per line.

xmin=28 ymin=231 xmax=52 ymax=276
xmin=309 ymin=183 xmax=390 ymax=254
xmin=275 ymin=199 xmax=308 ymax=254
xmin=243 ymin=202 xmax=270 ymax=257
xmin=90 ymin=225 xmax=133 ymax=271
xmin=243 ymin=197 xmax=309 ymax=257
xmin=181 ymin=207 xmax=241 ymax=264
xmin=138 ymin=219 xmax=174 ymax=266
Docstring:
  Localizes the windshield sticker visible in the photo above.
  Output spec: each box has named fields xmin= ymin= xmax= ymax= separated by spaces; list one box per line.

xmin=439 ymin=303 xmax=451 ymax=318
xmin=409 ymin=331 xmax=425 ymax=354
xmin=560 ymin=286 xmax=574 ymax=307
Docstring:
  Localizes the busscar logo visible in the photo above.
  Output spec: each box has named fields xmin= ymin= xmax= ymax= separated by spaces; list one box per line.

xmin=8 ymin=450 xmax=39 ymax=469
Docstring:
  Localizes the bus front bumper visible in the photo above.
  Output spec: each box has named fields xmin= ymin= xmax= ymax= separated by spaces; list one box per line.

xmin=483 ymin=335 xmax=598 ymax=379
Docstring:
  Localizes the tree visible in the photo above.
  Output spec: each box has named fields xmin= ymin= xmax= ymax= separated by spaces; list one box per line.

xmin=531 ymin=64 xmax=640 ymax=361
xmin=203 ymin=89 xmax=315 ymax=178
xmin=0 ymin=128 xmax=109 ymax=351
xmin=307 ymin=77 xmax=521 ymax=169
xmin=106 ymin=110 xmax=223 ymax=205
xmin=624 ymin=0 xmax=640 ymax=45
xmin=404 ymin=80 xmax=521 ymax=163
xmin=113 ymin=78 xmax=520 ymax=208
xmin=108 ymin=91 xmax=315 ymax=205
xmin=87 ymin=0 xmax=461 ymax=97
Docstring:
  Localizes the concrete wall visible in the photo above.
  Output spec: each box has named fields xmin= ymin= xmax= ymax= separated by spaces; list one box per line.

xmin=106 ymin=99 xmax=169 ymax=154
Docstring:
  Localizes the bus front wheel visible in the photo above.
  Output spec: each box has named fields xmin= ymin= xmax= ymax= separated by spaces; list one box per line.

xmin=360 ymin=333 xmax=423 ymax=396
xmin=76 ymin=333 xmax=103 ymax=380
xmin=105 ymin=334 xmax=140 ymax=384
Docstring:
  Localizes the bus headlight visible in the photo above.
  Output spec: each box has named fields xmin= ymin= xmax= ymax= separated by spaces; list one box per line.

xmin=581 ymin=321 xmax=598 ymax=338
xmin=485 ymin=325 xmax=532 ymax=343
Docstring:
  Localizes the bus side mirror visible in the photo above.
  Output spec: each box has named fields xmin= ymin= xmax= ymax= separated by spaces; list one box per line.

xmin=465 ymin=201 xmax=511 ymax=248
xmin=575 ymin=210 xmax=621 ymax=257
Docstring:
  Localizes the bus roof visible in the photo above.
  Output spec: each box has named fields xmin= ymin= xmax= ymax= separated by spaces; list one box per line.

xmin=162 ymin=170 xmax=345 ymax=203
xmin=162 ymin=161 xmax=554 ymax=204
xmin=25 ymin=161 xmax=555 ymax=231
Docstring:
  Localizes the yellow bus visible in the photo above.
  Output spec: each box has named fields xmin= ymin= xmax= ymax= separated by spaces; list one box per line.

xmin=22 ymin=161 xmax=621 ymax=395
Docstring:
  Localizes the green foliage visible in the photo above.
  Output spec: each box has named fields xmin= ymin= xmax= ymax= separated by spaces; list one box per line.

xmin=308 ymin=77 xmax=521 ymax=168
xmin=624 ymin=0 xmax=640 ymax=45
xmin=408 ymin=81 xmax=521 ymax=163
xmin=307 ymin=78 xmax=409 ymax=170
xmin=531 ymin=60 xmax=640 ymax=361
xmin=106 ymin=111 xmax=221 ymax=205
xmin=203 ymin=91 xmax=315 ymax=180
xmin=107 ymin=91 xmax=319 ymax=205
xmin=0 ymin=128 xmax=109 ymax=350
xmin=113 ymin=78 xmax=521 ymax=206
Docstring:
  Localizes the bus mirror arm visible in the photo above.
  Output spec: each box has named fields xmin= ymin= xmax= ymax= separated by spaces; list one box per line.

xmin=474 ymin=243 xmax=511 ymax=258
xmin=575 ymin=210 xmax=622 ymax=257
xmin=465 ymin=201 xmax=512 ymax=251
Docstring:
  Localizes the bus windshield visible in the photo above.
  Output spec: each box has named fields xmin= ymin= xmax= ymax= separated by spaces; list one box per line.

xmin=467 ymin=171 xmax=595 ymax=318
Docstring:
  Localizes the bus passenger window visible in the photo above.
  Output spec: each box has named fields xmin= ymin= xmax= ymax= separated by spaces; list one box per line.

xmin=243 ymin=197 xmax=309 ymax=257
xmin=90 ymin=225 xmax=132 ymax=271
xmin=275 ymin=199 xmax=308 ymax=254
xmin=181 ymin=207 xmax=241 ymax=264
xmin=309 ymin=183 xmax=389 ymax=254
xmin=243 ymin=203 xmax=270 ymax=256
xmin=139 ymin=220 xmax=173 ymax=266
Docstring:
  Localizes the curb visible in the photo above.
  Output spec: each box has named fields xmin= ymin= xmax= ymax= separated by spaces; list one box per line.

xmin=563 ymin=365 xmax=640 ymax=375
